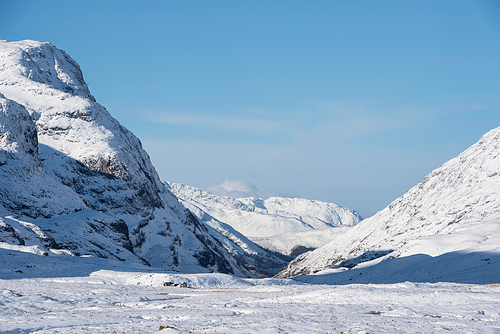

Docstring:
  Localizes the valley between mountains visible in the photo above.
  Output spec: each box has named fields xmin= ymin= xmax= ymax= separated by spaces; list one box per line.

xmin=0 ymin=40 xmax=499 ymax=333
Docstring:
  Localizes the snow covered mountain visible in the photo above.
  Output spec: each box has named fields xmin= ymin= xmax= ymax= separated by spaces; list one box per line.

xmin=0 ymin=40 xmax=258 ymax=277
xmin=167 ymin=182 xmax=362 ymax=256
xmin=172 ymin=199 xmax=288 ymax=277
xmin=251 ymin=226 xmax=353 ymax=257
xmin=277 ymin=126 xmax=500 ymax=280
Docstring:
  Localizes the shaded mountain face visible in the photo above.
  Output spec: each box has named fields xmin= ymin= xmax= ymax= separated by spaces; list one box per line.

xmin=171 ymin=194 xmax=289 ymax=277
xmin=167 ymin=182 xmax=361 ymax=257
xmin=276 ymin=126 xmax=500 ymax=279
xmin=0 ymin=40 xmax=252 ymax=277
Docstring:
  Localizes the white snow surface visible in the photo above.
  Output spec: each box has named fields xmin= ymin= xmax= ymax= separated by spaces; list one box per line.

xmin=0 ymin=94 xmax=86 ymax=218
xmin=278 ymin=126 xmax=500 ymax=279
xmin=167 ymin=182 xmax=361 ymax=255
xmin=1 ymin=251 xmax=500 ymax=333
xmin=0 ymin=40 xmax=257 ymax=277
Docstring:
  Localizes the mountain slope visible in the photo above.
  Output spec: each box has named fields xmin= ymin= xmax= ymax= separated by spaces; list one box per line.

xmin=251 ymin=226 xmax=352 ymax=257
xmin=181 ymin=200 xmax=288 ymax=276
xmin=0 ymin=40 xmax=252 ymax=277
xmin=0 ymin=93 xmax=85 ymax=218
xmin=277 ymin=126 xmax=500 ymax=279
xmin=167 ymin=182 xmax=361 ymax=256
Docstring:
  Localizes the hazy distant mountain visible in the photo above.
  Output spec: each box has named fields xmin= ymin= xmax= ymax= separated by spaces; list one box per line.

xmin=0 ymin=40 xmax=257 ymax=277
xmin=167 ymin=182 xmax=362 ymax=257
xmin=277 ymin=126 xmax=500 ymax=282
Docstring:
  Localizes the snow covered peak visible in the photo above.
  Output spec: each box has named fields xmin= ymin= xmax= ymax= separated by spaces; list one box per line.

xmin=167 ymin=182 xmax=361 ymax=259
xmin=277 ymin=125 xmax=500 ymax=278
xmin=0 ymin=40 xmax=167 ymax=214
xmin=0 ymin=40 xmax=94 ymax=102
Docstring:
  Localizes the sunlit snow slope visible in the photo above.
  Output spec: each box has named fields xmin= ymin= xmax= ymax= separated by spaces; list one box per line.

xmin=167 ymin=182 xmax=361 ymax=256
xmin=0 ymin=40 xmax=257 ymax=277
xmin=277 ymin=126 xmax=500 ymax=281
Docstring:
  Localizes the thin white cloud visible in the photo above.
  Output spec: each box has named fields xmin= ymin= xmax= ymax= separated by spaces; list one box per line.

xmin=295 ymin=98 xmax=495 ymax=145
xmin=149 ymin=112 xmax=281 ymax=133
xmin=207 ymin=179 xmax=263 ymax=198
xmin=315 ymin=116 xmax=408 ymax=141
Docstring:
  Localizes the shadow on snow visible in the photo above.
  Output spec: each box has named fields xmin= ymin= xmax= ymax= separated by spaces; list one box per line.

xmin=295 ymin=250 xmax=500 ymax=285
xmin=0 ymin=247 xmax=174 ymax=280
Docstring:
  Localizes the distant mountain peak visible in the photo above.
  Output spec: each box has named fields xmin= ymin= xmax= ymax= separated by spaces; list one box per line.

xmin=168 ymin=181 xmax=361 ymax=258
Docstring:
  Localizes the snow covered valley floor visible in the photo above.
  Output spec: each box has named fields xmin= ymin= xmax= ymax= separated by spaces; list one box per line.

xmin=1 ymin=250 xmax=500 ymax=334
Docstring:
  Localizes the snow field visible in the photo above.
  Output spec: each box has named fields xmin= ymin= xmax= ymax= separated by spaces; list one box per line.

xmin=1 ymin=269 xmax=499 ymax=333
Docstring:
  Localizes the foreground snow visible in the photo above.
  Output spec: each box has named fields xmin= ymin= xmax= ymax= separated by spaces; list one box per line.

xmin=1 ymin=250 xmax=500 ymax=333
xmin=1 ymin=273 xmax=499 ymax=333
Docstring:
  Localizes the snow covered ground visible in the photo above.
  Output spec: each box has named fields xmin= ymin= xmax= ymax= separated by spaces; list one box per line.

xmin=1 ymin=249 xmax=500 ymax=333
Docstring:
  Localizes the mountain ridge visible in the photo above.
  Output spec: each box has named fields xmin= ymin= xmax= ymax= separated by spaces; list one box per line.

xmin=168 ymin=181 xmax=362 ymax=256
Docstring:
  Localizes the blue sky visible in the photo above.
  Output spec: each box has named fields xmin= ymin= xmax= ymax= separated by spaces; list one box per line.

xmin=2 ymin=1 xmax=500 ymax=217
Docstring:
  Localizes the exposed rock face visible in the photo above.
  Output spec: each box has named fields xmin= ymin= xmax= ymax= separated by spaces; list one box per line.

xmin=0 ymin=40 xmax=251 ymax=276
xmin=276 ymin=126 xmax=500 ymax=278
